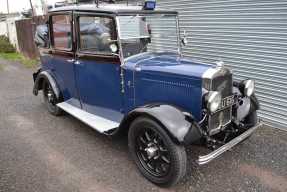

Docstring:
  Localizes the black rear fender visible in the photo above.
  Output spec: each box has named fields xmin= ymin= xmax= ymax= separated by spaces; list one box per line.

xmin=33 ymin=70 xmax=61 ymax=100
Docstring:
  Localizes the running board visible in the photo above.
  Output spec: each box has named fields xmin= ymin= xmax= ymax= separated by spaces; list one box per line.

xmin=57 ymin=102 xmax=119 ymax=134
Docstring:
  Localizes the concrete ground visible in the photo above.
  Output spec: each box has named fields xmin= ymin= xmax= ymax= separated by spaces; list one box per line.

xmin=0 ymin=59 xmax=286 ymax=192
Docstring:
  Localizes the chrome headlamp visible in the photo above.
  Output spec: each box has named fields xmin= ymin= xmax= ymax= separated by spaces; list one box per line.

xmin=243 ymin=79 xmax=255 ymax=97
xmin=206 ymin=91 xmax=222 ymax=113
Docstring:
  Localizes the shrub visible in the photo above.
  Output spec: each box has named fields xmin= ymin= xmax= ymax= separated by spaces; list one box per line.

xmin=0 ymin=35 xmax=16 ymax=53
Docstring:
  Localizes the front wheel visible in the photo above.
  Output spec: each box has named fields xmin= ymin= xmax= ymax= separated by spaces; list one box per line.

xmin=128 ymin=117 xmax=187 ymax=187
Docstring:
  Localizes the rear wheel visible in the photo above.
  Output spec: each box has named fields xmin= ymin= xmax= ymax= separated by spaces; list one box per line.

xmin=43 ymin=80 xmax=63 ymax=116
xmin=128 ymin=117 xmax=187 ymax=187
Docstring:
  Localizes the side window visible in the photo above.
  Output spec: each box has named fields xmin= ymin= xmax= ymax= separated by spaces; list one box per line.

xmin=78 ymin=16 xmax=115 ymax=54
xmin=35 ymin=24 xmax=49 ymax=48
xmin=52 ymin=14 xmax=72 ymax=50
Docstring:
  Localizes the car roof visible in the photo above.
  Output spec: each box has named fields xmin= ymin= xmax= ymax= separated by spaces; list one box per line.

xmin=49 ymin=4 xmax=178 ymax=15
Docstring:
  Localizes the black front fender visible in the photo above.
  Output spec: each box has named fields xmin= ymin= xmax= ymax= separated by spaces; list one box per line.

xmin=233 ymin=84 xmax=260 ymax=121
xmin=33 ymin=70 xmax=61 ymax=99
xmin=124 ymin=104 xmax=202 ymax=145
xmin=250 ymin=94 xmax=260 ymax=112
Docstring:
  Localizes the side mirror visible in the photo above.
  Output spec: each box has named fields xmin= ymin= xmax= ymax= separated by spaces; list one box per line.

xmin=181 ymin=30 xmax=188 ymax=46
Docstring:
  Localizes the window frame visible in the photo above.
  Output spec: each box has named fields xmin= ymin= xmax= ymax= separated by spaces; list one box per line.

xmin=50 ymin=12 xmax=74 ymax=52
xmin=45 ymin=20 xmax=51 ymax=49
xmin=36 ymin=22 xmax=50 ymax=49
xmin=75 ymin=12 xmax=118 ymax=57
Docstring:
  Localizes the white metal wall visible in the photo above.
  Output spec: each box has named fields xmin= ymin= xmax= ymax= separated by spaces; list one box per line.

xmin=157 ymin=0 xmax=287 ymax=130
xmin=6 ymin=18 xmax=19 ymax=50
xmin=0 ymin=21 xmax=7 ymax=36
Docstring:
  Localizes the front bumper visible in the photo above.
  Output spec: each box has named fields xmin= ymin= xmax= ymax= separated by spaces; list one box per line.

xmin=197 ymin=122 xmax=263 ymax=165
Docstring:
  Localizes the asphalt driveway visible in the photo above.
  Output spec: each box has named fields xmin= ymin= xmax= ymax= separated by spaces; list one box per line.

xmin=0 ymin=59 xmax=286 ymax=192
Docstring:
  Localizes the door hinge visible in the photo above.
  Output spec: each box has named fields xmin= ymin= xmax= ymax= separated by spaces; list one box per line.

xmin=120 ymin=68 xmax=125 ymax=93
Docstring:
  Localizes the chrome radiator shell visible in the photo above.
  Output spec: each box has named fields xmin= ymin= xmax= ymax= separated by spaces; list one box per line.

xmin=202 ymin=66 xmax=233 ymax=135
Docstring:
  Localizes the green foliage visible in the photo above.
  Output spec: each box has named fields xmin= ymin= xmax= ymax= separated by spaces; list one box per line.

xmin=0 ymin=35 xmax=16 ymax=53
xmin=0 ymin=52 xmax=22 ymax=60
xmin=0 ymin=36 xmax=38 ymax=68
xmin=0 ymin=52 xmax=39 ymax=68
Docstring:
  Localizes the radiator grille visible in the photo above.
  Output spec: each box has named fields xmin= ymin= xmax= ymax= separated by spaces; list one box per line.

xmin=211 ymin=73 xmax=233 ymax=98
xmin=208 ymin=107 xmax=232 ymax=134
xmin=207 ymin=70 xmax=233 ymax=135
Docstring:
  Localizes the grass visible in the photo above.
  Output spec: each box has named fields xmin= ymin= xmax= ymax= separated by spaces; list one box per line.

xmin=0 ymin=52 xmax=38 ymax=68
xmin=21 ymin=56 xmax=39 ymax=68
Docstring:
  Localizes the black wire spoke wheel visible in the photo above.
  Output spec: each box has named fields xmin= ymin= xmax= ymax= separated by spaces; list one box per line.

xmin=43 ymin=81 xmax=62 ymax=116
xmin=128 ymin=117 xmax=187 ymax=187
xmin=44 ymin=83 xmax=56 ymax=105
xmin=136 ymin=128 xmax=171 ymax=177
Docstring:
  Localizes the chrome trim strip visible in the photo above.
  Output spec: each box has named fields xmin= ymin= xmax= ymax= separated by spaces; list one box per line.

xmin=197 ymin=122 xmax=263 ymax=165
xmin=123 ymin=52 xmax=151 ymax=62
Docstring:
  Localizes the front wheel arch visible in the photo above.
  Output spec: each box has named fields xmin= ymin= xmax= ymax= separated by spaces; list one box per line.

xmin=121 ymin=112 xmax=181 ymax=144
xmin=119 ymin=104 xmax=202 ymax=145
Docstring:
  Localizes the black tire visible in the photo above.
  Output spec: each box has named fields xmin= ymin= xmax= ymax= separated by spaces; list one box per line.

xmin=42 ymin=80 xmax=63 ymax=116
xmin=128 ymin=117 xmax=187 ymax=187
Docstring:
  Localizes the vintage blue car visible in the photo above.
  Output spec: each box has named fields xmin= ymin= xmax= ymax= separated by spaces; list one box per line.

xmin=33 ymin=2 xmax=261 ymax=187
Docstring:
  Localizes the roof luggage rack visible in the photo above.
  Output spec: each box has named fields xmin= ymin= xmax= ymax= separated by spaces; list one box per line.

xmin=85 ymin=0 xmax=143 ymax=7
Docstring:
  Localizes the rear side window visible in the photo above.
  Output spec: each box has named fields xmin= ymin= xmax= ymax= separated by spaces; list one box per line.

xmin=52 ymin=15 xmax=72 ymax=50
xmin=35 ymin=24 xmax=49 ymax=48
xmin=78 ymin=16 xmax=116 ymax=54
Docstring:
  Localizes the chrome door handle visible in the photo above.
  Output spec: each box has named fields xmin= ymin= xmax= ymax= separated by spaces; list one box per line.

xmin=74 ymin=60 xmax=81 ymax=65
xmin=67 ymin=59 xmax=75 ymax=63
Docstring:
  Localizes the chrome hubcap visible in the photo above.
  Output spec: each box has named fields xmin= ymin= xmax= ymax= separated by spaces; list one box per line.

xmin=136 ymin=128 xmax=171 ymax=177
xmin=45 ymin=83 xmax=56 ymax=105
xmin=47 ymin=92 xmax=53 ymax=102
xmin=145 ymin=145 xmax=158 ymax=159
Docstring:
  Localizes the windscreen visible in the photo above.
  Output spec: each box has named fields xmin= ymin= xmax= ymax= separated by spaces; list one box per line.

xmin=118 ymin=14 xmax=179 ymax=58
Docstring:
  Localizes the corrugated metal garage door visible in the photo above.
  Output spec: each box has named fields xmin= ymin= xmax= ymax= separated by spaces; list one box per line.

xmin=157 ymin=0 xmax=287 ymax=130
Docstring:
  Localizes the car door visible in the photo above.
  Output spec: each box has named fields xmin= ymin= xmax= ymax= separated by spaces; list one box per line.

xmin=50 ymin=13 xmax=81 ymax=107
xmin=74 ymin=13 xmax=123 ymax=122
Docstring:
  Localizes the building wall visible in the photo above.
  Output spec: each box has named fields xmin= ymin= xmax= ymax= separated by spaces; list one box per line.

xmin=0 ymin=21 xmax=7 ymax=36
xmin=0 ymin=18 xmax=19 ymax=50
xmin=158 ymin=0 xmax=287 ymax=130
xmin=6 ymin=18 xmax=19 ymax=50
xmin=15 ymin=15 xmax=48 ymax=58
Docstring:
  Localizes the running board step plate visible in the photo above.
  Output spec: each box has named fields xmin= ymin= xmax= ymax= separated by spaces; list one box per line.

xmin=57 ymin=102 xmax=119 ymax=133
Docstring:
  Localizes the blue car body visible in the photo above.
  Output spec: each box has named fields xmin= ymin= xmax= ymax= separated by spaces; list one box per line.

xmin=33 ymin=4 xmax=260 ymax=150
xmin=124 ymin=52 xmax=211 ymax=121
xmin=40 ymin=51 xmax=208 ymax=122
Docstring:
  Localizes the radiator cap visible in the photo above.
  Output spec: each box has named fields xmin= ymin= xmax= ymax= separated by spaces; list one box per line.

xmin=216 ymin=60 xmax=224 ymax=68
